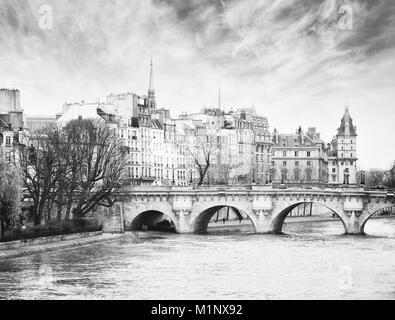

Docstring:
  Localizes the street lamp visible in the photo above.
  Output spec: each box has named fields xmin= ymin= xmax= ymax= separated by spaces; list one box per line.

xmin=252 ymin=169 xmax=255 ymax=184
xmin=172 ymin=164 xmax=175 ymax=185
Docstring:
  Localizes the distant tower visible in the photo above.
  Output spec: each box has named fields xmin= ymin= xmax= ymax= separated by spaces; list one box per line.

xmin=147 ymin=57 xmax=156 ymax=113
xmin=336 ymin=106 xmax=357 ymax=184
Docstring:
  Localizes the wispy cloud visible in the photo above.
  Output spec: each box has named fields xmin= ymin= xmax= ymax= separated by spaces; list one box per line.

xmin=0 ymin=0 xmax=394 ymax=168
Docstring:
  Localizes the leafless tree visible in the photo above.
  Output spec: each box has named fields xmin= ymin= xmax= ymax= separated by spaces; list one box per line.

xmin=63 ymin=119 xmax=128 ymax=219
xmin=15 ymin=125 xmax=64 ymax=225
xmin=15 ymin=119 xmax=128 ymax=224
xmin=187 ymin=129 xmax=219 ymax=185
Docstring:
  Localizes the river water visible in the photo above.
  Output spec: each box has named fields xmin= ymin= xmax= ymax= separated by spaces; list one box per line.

xmin=0 ymin=218 xmax=395 ymax=300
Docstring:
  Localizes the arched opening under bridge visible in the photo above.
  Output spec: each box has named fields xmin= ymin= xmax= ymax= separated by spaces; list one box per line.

xmin=129 ymin=210 xmax=176 ymax=233
xmin=363 ymin=205 xmax=395 ymax=237
xmin=272 ymin=202 xmax=346 ymax=235
xmin=192 ymin=205 xmax=255 ymax=234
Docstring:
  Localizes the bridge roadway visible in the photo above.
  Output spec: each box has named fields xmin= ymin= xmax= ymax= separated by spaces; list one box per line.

xmin=100 ymin=185 xmax=395 ymax=235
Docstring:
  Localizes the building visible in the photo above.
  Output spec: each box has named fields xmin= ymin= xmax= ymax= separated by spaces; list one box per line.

xmin=327 ymin=107 xmax=357 ymax=185
xmin=271 ymin=126 xmax=328 ymax=185
xmin=0 ymin=89 xmax=26 ymax=162
xmin=44 ymin=59 xmax=359 ymax=188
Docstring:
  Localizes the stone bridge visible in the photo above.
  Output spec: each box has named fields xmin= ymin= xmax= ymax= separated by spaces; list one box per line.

xmin=102 ymin=186 xmax=395 ymax=235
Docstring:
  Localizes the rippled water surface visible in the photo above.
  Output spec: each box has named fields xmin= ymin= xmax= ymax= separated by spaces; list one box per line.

xmin=1 ymin=218 xmax=395 ymax=300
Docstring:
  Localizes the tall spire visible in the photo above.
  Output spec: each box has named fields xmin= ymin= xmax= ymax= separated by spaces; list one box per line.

xmin=147 ymin=56 xmax=156 ymax=112
xmin=148 ymin=57 xmax=154 ymax=94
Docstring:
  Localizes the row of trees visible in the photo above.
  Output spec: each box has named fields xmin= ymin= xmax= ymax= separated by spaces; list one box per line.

xmin=14 ymin=118 xmax=127 ymax=226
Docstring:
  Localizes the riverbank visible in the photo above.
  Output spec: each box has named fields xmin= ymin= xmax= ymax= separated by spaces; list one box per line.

xmin=0 ymin=232 xmax=125 ymax=261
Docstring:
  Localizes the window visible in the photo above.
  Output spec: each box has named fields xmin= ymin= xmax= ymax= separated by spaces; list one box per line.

xmin=295 ymin=161 xmax=299 ymax=166
xmin=350 ymin=161 xmax=353 ymax=165
xmin=283 ymin=161 xmax=287 ymax=166
xmin=295 ymin=151 xmax=298 ymax=157
xmin=5 ymin=136 xmax=11 ymax=146
xmin=307 ymin=161 xmax=311 ymax=166
xmin=307 ymin=151 xmax=311 ymax=157
xmin=332 ymin=168 xmax=336 ymax=173
xmin=351 ymin=153 xmax=353 ymax=157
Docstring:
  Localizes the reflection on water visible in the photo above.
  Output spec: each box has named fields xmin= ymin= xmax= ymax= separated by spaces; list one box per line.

xmin=0 ymin=218 xmax=395 ymax=300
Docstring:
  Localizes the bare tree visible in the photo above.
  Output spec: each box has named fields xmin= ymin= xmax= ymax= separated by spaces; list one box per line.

xmin=15 ymin=119 xmax=128 ymax=224
xmin=187 ymin=130 xmax=219 ymax=185
xmin=15 ymin=125 xmax=63 ymax=225
xmin=63 ymin=119 xmax=128 ymax=219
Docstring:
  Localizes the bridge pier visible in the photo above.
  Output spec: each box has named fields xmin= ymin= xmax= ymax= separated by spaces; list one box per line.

xmin=342 ymin=210 xmax=365 ymax=235
xmin=251 ymin=209 xmax=274 ymax=233
xmin=173 ymin=209 xmax=193 ymax=233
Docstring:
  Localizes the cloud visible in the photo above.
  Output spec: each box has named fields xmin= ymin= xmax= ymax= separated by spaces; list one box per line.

xmin=0 ymin=0 xmax=394 ymax=168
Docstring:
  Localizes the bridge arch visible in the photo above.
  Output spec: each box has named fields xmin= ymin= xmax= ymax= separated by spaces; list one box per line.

xmin=270 ymin=201 xmax=347 ymax=234
xmin=191 ymin=203 xmax=254 ymax=234
xmin=129 ymin=210 xmax=177 ymax=232
xmin=360 ymin=204 xmax=395 ymax=234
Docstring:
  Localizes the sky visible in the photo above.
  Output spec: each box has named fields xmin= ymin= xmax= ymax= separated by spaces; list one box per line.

xmin=0 ymin=0 xmax=394 ymax=170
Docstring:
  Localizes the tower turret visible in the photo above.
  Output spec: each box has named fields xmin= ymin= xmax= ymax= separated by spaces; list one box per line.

xmin=335 ymin=106 xmax=357 ymax=184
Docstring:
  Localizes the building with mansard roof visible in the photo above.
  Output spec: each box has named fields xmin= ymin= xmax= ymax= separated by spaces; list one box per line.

xmin=271 ymin=126 xmax=328 ymax=185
